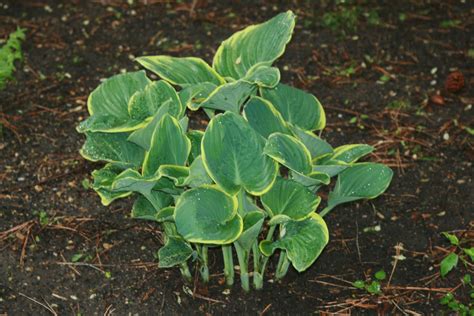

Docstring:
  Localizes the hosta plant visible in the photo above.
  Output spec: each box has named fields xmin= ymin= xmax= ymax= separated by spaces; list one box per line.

xmin=77 ymin=11 xmax=393 ymax=292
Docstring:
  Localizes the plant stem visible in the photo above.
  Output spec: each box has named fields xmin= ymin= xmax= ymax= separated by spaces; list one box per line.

xmin=179 ymin=262 xmax=192 ymax=282
xmin=222 ymin=245 xmax=234 ymax=286
xmin=257 ymin=225 xmax=277 ymax=285
xmin=234 ymin=243 xmax=249 ymax=292
xmin=252 ymin=241 xmax=263 ymax=290
xmin=199 ymin=245 xmax=209 ymax=283
xmin=275 ymin=250 xmax=290 ymax=280
xmin=319 ymin=206 xmax=333 ymax=217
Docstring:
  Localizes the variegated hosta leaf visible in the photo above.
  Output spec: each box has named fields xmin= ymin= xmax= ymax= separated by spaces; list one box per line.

xmin=158 ymin=165 xmax=190 ymax=186
xmin=325 ymin=163 xmax=393 ymax=213
xmin=179 ymin=82 xmax=218 ymax=111
xmin=128 ymin=80 xmax=183 ymax=120
xmin=236 ymin=211 xmax=265 ymax=252
xmin=261 ymin=83 xmax=326 ymax=131
xmin=259 ymin=213 xmax=329 ymax=272
xmin=87 ymin=71 xmax=150 ymax=117
xmin=187 ymin=130 xmax=204 ymax=164
xmin=312 ymin=160 xmax=349 ymax=177
xmin=243 ymin=63 xmax=280 ymax=88
xmin=136 ymin=55 xmax=225 ymax=86
xmin=112 ymin=169 xmax=160 ymax=194
xmin=158 ymin=236 xmax=193 ymax=268
xmin=77 ymin=114 xmax=149 ymax=134
xmin=264 ymin=133 xmax=312 ymax=174
xmin=290 ymin=171 xmax=331 ymax=192
xmin=131 ymin=194 xmax=173 ymax=221
xmin=78 ymin=71 xmax=150 ymax=133
xmin=174 ymin=186 xmax=243 ymax=244
xmin=261 ymin=177 xmax=320 ymax=220
xmin=91 ymin=164 xmax=132 ymax=206
xmin=111 ymin=169 xmax=173 ymax=210
xmin=183 ymin=156 xmax=213 ymax=188
xmin=202 ymin=112 xmax=278 ymax=196
xmin=142 ymin=114 xmax=191 ymax=176
xmin=243 ymin=96 xmax=290 ymax=138
xmin=213 ymin=10 xmax=295 ymax=79
xmin=198 ymin=80 xmax=256 ymax=113
xmin=289 ymin=125 xmax=333 ymax=161
xmin=127 ymin=102 xmax=172 ymax=150
xmin=319 ymin=144 xmax=374 ymax=164
xmin=80 ymin=132 xmax=145 ymax=168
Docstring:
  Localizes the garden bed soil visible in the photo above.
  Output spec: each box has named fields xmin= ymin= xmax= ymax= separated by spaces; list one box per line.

xmin=0 ymin=0 xmax=473 ymax=314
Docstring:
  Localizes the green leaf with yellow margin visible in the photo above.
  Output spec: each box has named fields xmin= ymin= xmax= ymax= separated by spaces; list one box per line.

xmin=264 ymin=133 xmax=312 ymax=174
xmin=198 ymin=80 xmax=256 ymax=113
xmin=80 ymin=132 xmax=145 ymax=168
xmin=289 ymin=125 xmax=333 ymax=160
xmin=136 ymin=55 xmax=225 ymax=87
xmin=243 ymin=63 xmax=280 ymax=88
xmin=202 ymin=112 xmax=278 ymax=196
xmin=87 ymin=71 xmax=150 ymax=117
xmin=213 ymin=11 xmax=295 ymax=79
xmin=158 ymin=236 xmax=193 ymax=268
xmin=128 ymin=80 xmax=183 ymax=119
xmin=142 ymin=114 xmax=191 ymax=176
xmin=174 ymin=186 xmax=243 ymax=244
xmin=243 ymin=96 xmax=290 ymax=139
xmin=259 ymin=213 xmax=329 ymax=272
xmin=261 ymin=83 xmax=326 ymax=131
xmin=323 ymin=163 xmax=393 ymax=216
xmin=261 ymin=177 xmax=320 ymax=220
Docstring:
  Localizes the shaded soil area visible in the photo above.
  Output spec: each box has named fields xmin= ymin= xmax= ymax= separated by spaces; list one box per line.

xmin=1 ymin=0 xmax=473 ymax=314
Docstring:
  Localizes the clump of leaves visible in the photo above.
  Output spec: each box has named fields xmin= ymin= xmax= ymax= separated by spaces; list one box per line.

xmin=0 ymin=27 xmax=26 ymax=90
xmin=77 ymin=11 xmax=393 ymax=291
xmin=439 ymin=232 xmax=474 ymax=278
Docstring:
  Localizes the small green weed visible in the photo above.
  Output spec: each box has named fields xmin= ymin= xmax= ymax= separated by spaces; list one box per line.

xmin=352 ymin=269 xmax=386 ymax=295
xmin=0 ymin=27 xmax=26 ymax=90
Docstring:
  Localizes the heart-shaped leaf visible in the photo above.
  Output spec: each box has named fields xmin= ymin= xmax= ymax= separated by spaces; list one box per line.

xmin=261 ymin=177 xmax=320 ymax=220
xmin=213 ymin=11 xmax=295 ymax=79
xmin=264 ymin=133 xmax=312 ymax=174
xmin=323 ymin=163 xmax=393 ymax=215
xmin=202 ymin=112 xmax=278 ymax=195
xmin=136 ymin=56 xmax=225 ymax=86
xmin=259 ymin=213 xmax=329 ymax=272
xmin=261 ymin=83 xmax=326 ymax=131
xmin=174 ymin=186 xmax=243 ymax=244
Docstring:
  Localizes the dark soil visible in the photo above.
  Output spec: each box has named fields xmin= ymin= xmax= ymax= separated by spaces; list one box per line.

xmin=1 ymin=0 xmax=473 ymax=314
